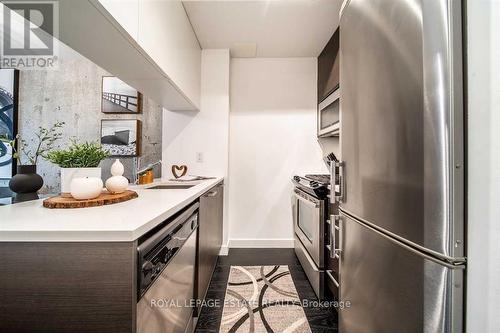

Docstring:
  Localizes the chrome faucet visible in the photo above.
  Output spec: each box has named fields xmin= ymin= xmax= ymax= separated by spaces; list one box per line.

xmin=132 ymin=157 xmax=140 ymax=184
xmin=132 ymin=158 xmax=162 ymax=184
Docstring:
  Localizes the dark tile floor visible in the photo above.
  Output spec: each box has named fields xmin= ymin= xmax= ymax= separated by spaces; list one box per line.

xmin=195 ymin=248 xmax=338 ymax=333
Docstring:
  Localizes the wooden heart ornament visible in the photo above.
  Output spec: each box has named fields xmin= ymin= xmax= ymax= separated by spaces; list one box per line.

xmin=171 ymin=165 xmax=188 ymax=179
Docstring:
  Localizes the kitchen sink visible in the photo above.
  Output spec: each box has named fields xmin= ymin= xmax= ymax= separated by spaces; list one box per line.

xmin=146 ymin=184 xmax=195 ymax=189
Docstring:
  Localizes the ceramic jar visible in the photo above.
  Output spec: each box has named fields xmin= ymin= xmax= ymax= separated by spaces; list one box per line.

xmin=105 ymin=176 xmax=128 ymax=194
xmin=105 ymin=159 xmax=128 ymax=194
xmin=70 ymin=177 xmax=103 ymax=200
xmin=110 ymin=159 xmax=124 ymax=176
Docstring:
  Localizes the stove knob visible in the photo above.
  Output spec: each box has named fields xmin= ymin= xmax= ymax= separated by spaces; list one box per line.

xmin=142 ymin=261 xmax=154 ymax=273
xmin=162 ymin=250 xmax=171 ymax=263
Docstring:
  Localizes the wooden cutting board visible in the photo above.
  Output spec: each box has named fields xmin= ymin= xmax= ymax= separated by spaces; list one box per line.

xmin=43 ymin=190 xmax=138 ymax=209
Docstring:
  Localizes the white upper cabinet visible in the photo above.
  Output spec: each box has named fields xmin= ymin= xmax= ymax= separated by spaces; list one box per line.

xmin=43 ymin=0 xmax=200 ymax=111
xmin=99 ymin=0 xmax=140 ymax=42
xmin=5 ymin=0 xmax=200 ymax=110
xmin=99 ymin=0 xmax=201 ymax=109
xmin=138 ymin=1 xmax=201 ymax=109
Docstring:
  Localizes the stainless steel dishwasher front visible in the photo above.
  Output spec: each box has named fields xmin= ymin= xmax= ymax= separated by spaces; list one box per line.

xmin=137 ymin=226 xmax=198 ymax=333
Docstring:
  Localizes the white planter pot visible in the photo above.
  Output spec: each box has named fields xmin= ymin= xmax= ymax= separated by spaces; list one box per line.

xmin=60 ymin=167 xmax=101 ymax=196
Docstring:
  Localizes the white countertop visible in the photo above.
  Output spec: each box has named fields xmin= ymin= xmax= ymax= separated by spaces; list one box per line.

xmin=0 ymin=177 xmax=223 ymax=242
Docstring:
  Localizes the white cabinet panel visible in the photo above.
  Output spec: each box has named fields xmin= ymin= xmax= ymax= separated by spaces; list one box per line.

xmin=99 ymin=0 xmax=139 ymax=41
xmin=97 ymin=0 xmax=201 ymax=110
xmin=138 ymin=1 xmax=201 ymax=109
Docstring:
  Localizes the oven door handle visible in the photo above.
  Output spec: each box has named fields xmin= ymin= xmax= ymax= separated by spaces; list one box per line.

xmin=293 ymin=192 xmax=319 ymax=209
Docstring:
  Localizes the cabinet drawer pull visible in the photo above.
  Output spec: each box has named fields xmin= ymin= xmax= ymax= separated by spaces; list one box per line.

xmin=206 ymin=191 xmax=218 ymax=197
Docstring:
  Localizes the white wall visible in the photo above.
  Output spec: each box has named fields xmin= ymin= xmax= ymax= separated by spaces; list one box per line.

xmin=162 ymin=49 xmax=231 ymax=249
xmin=228 ymin=58 xmax=327 ymax=248
xmin=466 ymin=1 xmax=500 ymax=332
xmin=162 ymin=49 xmax=229 ymax=177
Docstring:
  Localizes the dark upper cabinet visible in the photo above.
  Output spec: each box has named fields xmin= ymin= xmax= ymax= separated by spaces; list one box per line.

xmin=318 ymin=28 xmax=340 ymax=103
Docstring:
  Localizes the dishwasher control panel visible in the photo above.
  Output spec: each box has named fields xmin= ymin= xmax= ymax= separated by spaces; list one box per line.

xmin=137 ymin=203 xmax=199 ymax=298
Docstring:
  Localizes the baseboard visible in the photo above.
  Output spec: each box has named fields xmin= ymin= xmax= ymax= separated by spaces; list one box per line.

xmin=228 ymin=239 xmax=295 ymax=248
xmin=219 ymin=243 xmax=229 ymax=256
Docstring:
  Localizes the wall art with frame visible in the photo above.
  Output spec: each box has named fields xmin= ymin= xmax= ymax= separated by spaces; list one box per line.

xmin=100 ymin=119 xmax=141 ymax=157
xmin=0 ymin=69 xmax=19 ymax=187
xmin=101 ymin=76 xmax=142 ymax=114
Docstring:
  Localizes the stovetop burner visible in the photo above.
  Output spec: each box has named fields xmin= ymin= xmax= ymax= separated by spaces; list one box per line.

xmin=304 ymin=174 xmax=330 ymax=184
xmin=292 ymin=174 xmax=330 ymax=198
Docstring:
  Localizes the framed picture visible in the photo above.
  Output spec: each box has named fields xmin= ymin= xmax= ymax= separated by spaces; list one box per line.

xmin=0 ymin=69 xmax=19 ymax=187
xmin=101 ymin=76 xmax=142 ymax=114
xmin=100 ymin=119 xmax=141 ymax=157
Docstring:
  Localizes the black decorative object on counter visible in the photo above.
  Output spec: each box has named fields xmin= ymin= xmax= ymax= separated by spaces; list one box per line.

xmin=9 ymin=165 xmax=43 ymax=197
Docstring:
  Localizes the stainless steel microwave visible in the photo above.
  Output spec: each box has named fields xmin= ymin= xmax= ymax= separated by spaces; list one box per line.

xmin=317 ymin=88 xmax=340 ymax=137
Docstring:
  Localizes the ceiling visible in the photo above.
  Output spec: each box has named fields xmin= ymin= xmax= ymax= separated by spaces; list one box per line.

xmin=182 ymin=0 xmax=343 ymax=58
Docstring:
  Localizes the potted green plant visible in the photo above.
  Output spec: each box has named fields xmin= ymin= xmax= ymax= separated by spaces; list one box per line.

xmin=45 ymin=141 xmax=109 ymax=197
xmin=0 ymin=122 xmax=64 ymax=195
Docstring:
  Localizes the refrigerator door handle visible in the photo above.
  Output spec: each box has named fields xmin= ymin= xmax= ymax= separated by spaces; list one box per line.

xmin=338 ymin=162 xmax=345 ymax=203
xmin=339 ymin=215 xmax=343 ymax=255
xmin=330 ymin=162 xmax=336 ymax=204
xmin=330 ymin=215 xmax=342 ymax=258
xmin=340 ymin=210 xmax=466 ymax=269
xmin=330 ymin=161 xmax=345 ymax=203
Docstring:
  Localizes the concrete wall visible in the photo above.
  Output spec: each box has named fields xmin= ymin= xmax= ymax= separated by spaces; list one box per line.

xmin=466 ymin=0 xmax=500 ymax=331
xmin=228 ymin=58 xmax=327 ymax=248
xmin=18 ymin=46 xmax=162 ymax=193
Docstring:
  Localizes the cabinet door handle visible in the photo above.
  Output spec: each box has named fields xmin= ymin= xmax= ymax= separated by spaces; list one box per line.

xmin=206 ymin=191 xmax=218 ymax=197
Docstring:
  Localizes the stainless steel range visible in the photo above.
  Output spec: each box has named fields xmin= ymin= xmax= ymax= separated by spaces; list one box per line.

xmin=291 ymin=174 xmax=334 ymax=299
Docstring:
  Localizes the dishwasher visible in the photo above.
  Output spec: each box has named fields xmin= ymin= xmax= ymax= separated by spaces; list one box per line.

xmin=137 ymin=202 xmax=199 ymax=333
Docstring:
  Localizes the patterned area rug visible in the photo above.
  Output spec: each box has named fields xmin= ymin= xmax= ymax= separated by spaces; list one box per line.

xmin=219 ymin=265 xmax=311 ymax=333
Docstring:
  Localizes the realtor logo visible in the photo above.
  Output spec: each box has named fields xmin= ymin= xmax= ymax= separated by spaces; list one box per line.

xmin=1 ymin=1 xmax=59 ymax=69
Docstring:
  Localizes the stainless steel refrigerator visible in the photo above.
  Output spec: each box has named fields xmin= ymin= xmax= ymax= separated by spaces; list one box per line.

xmin=336 ymin=0 xmax=466 ymax=332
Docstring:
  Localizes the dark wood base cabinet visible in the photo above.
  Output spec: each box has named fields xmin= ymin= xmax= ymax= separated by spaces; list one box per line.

xmin=0 ymin=242 xmax=137 ymax=333
xmin=196 ymin=182 xmax=224 ymax=315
